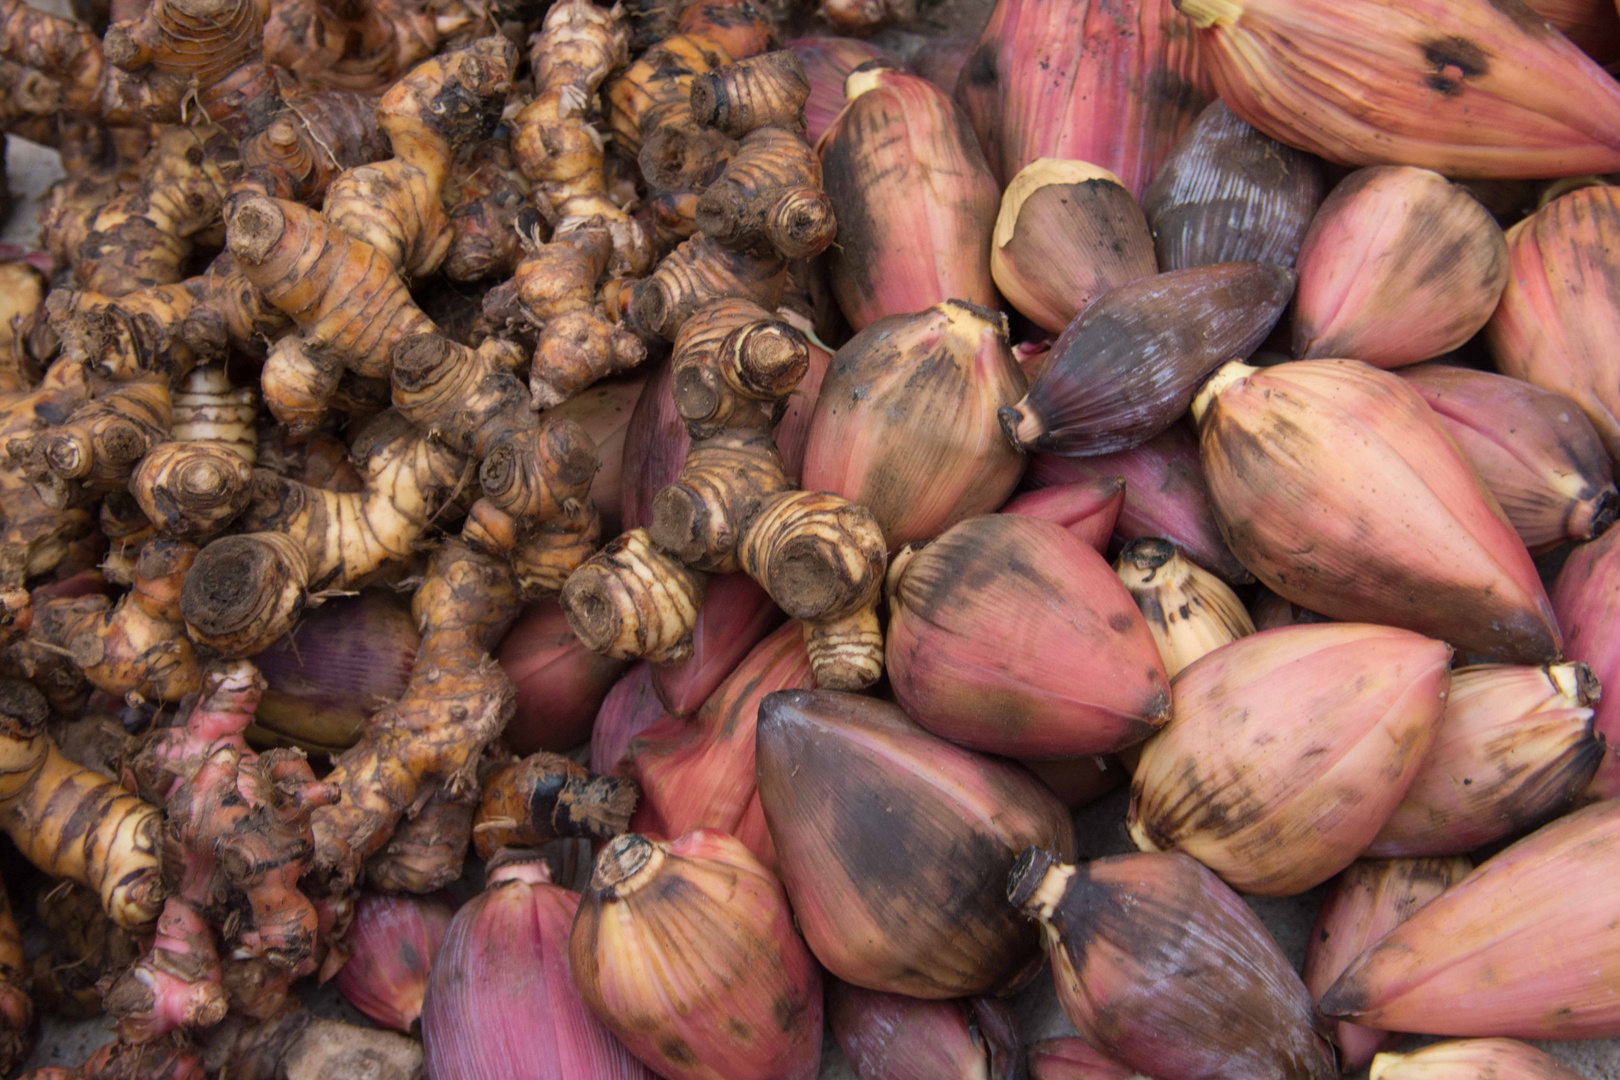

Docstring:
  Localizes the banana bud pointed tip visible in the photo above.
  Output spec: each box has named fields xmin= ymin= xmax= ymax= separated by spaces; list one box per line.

xmin=1126 ymin=810 xmax=1163 ymax=854
xmin=999 ymin=404 xmax=1038 ymax=452
xmin=1580 ymin=488 xmax=1619 ymax=541
xmin=1007 ymin=846 xmax=1070 ymax=918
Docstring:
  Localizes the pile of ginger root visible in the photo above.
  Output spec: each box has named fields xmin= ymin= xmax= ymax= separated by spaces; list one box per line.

xmin=0 ymin=0 xmax=912 ymax=1070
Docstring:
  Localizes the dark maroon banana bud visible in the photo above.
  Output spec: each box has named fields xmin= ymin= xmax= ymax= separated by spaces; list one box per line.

xmin=991 ymin=159 xmax=1158 ymax=333
xmin=1143 ymin=100 xmax=1325 ymax=271
xmin=498 ymin=597 xmax=628 ymax=754
xmin=249 ymin=590 xmax=417 ymax=753
xmin=1009 ymin=848 xmax=1337 ymax=1080
xmin=1029 ymin=426 xmax=1252 ymax=583
xmin=472 ymin=751 xmax=640 ymax=859
xmin=1249 ymin=589 xmax=1333 ymax=630
xmin=1401 ymin=363 xmax=1618 ymax=553
xmin=802 ymin=301 xmax=1027 ymax=548
xmin=1000 ymin=264 xmax=1296 ymax=456
xmin=652 ymin=572 xmax=783 ymax=716
xmin=786 ymin=37 xmax=897 ymax=144
xmin=571 ymin=831 xmax=824 ymax=1080
xmin=907 ymin=37 xmax=977 ymax=95
xmin=1029 ymin=1039 xmax=1139 ymax=1080
xmin=423 ymin=856 xmax=654 ymax=1080
xmin=819 ymin=69 xmax=1002 ymax=331
xmin=1023 ymin=755 xmax=1127 ymax=810
xmin=1000 ymin=478 xmax=1127 ymax=553
xmin=828 ymin=981 xmax=1024 ymax=1080
xmin=333 ymin=891 xmax=454 ymax=1033
xmin=756 ymin=688 xmax=1076 ymax=998
xmin=590 ymin=663 xmax=667 ymax=776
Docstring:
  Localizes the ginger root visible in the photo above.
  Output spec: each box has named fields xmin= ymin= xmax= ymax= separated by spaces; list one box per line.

xmin=321 ymin=36 xmax=515 ymax=280
xmin=0 ymin=357 xmax=93 ymax=646
xmin=179 ymin=410 xmax=470 ymax=657
xmin=109 ymin=662 xmax=338 ymax=1040
xmin=512 ymin=0 xmax=651 ymax=277
xmin=562 ymin=527 xmax=706 ymax=662
xmin=262 ymin=0 xmax=438 ymax=95
xmin=628 ymin=232 xmax=786 ymax=340
xmin=471 ymin=750 xmax=639 ymax=859
xmin=34 ymin=538 xmax=200 ymax=702
xmin=309 ymin=539 xmax=520 ymax=893
xmin=237 ymin=91 xmax=387 ymax=204
xmin=72 ymin=125 xmax=238 ymax=298
xmin=0 ymin=877 xmax=34 ymax=1076
xmin=131 ymin=366 xmax=257 ymax=540
xmin=13 ymin=374 xmax=169 ymax=511
xmin=47 ymin=253 xmax=291 ymax=382
xmin=0 ymin=678 xmax=163 ymax=930
xmin=442 ymin=140 xmax=532 ymax=281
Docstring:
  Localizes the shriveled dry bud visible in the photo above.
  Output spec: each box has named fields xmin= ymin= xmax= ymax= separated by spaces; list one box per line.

xmin=1130 ymin=623 xmax=1452 ymax=895
xmin=802 ymin=301 xmax=1026 ymax=548
xmin=1293 ymin=167 xmax=1508 ymax=367
xmin=991 ymin=159 xmax=1157 ymax=333
xmin=1009 ymin=848 xmax=1336 ymax=1080
xmin=1000 ymin=264 xmax=1294 ymax=456
xmin=1143 ymin=100 xmax=1324 ymax=270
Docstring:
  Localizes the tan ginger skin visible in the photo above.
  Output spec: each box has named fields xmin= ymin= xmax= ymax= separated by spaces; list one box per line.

xmin=34 ymin=538 xmax=201 ymax=703
xmin=0 ymin=679 xmax=164 ymax=931
xmin=178 ymin=410 xmax=470 ymax=658
xmin=0 ymin=878 xmax=34 ymax=1075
